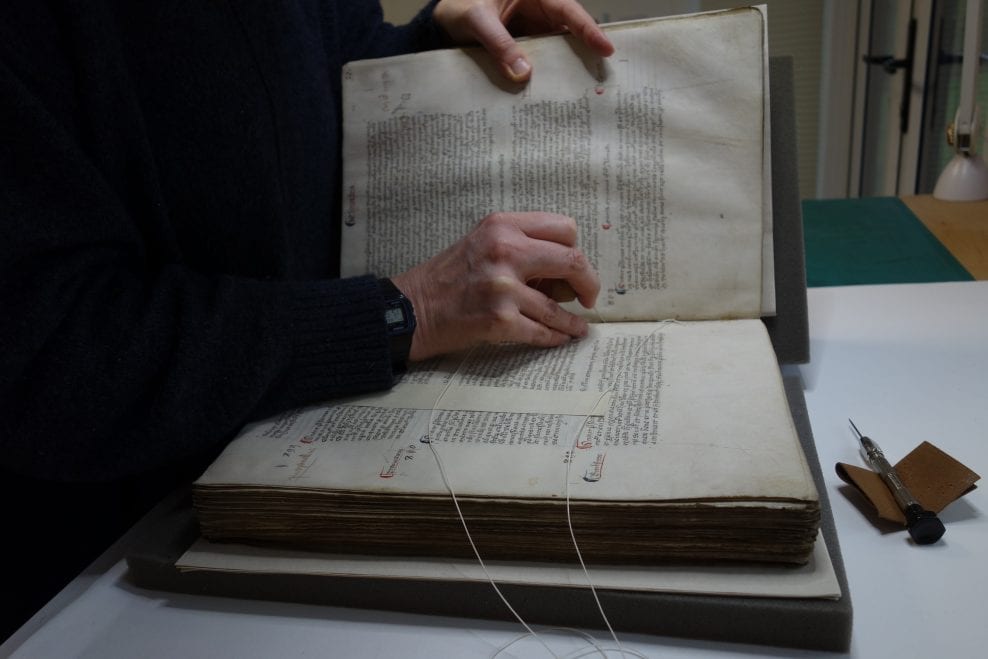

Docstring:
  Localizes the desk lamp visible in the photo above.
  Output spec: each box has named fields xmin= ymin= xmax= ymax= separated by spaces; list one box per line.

xmin=933 ymin=0 xmax=988 ymax=201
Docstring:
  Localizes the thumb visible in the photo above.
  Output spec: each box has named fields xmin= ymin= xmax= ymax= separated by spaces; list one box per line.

xmin=467 ymin=10 xmax=532 ymax=82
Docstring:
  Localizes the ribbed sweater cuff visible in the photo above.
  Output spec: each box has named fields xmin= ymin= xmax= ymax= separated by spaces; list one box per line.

xmin=281 ymin=275 xmax=392 ymax=405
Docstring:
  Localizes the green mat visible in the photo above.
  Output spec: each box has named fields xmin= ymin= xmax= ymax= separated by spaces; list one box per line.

xmin=801 ymin=197 xmax=974 ymax=287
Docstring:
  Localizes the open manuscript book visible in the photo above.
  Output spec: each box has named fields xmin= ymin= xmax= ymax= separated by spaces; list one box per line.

xmin=192 ymin=7 xmax=821 ymax=567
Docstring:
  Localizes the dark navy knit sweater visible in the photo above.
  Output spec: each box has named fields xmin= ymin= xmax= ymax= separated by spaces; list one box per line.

xmin=0 ymin=1 xmax=444 ymax=633
xmin=1 ymin=0 xmax=445 ymax=482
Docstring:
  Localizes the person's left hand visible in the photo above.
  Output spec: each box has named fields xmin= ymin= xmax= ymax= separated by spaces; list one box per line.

xmin=433 ymin=0 xmax=614 ymax=82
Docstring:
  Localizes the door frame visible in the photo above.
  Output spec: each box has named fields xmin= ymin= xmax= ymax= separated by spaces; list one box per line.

xmin=816 ymin=0 xmax=934 ymax=198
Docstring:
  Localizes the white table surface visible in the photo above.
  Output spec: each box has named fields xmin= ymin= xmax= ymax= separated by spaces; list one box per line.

xmin=4 ymin=281 xmax=987 ymax=659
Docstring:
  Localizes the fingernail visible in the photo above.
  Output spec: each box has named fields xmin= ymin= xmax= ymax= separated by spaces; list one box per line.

xmin=508 ymin=57 xmax=531 ymax=79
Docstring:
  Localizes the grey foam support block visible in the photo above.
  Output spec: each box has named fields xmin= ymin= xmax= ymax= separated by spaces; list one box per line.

xmin=764 ymin=56 xmax=810 ymax=365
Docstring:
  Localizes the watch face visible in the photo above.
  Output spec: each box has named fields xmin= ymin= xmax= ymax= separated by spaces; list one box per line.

xmin=384 ymin=306 xmax=405 ymax=327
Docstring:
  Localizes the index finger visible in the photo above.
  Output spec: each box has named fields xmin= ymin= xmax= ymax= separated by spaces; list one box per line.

xmin=508 ymin=212 xmax=578 ymax=246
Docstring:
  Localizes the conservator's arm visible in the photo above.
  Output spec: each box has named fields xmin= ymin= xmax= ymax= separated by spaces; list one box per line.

xmin=0 ymin=3 xmax=412 ymax=481
xmin=0 ymin=0 xmax=607 ymax=482
xmin=0 ymin=74 xmax=393 ymax=483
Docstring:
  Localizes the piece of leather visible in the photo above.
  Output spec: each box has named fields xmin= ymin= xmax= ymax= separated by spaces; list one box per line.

xmin=836 ymin=441 xmax=979 ymax=525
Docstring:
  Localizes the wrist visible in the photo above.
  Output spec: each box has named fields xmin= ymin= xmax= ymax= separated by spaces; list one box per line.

xmin=376 ymin=278 xmax=416 ymax=374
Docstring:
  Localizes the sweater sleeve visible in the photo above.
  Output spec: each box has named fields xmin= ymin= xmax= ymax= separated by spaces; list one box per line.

xmin=336 ymin=0 xmax=449 ymax=63
xmin=0 ymin=23 xmax=394 ymax=483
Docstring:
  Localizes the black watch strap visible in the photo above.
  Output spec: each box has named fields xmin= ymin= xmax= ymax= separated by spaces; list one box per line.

xmin=376 ymin=278 xmax=416 ymax=373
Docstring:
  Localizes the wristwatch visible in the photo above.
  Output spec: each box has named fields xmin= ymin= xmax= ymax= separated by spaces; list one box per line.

xmin=376 ymin=278 xmax=416 ymax=373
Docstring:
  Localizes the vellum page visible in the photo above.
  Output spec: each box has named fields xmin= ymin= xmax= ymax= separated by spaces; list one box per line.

xmin=341 ymin=9 xmax=768 ymax=321
xmin=198 ymin=320 xmax=816 ymax=505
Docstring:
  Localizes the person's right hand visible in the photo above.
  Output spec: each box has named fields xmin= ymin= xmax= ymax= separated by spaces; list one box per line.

xmin=391 ymin=212 xmax=599 ymax=361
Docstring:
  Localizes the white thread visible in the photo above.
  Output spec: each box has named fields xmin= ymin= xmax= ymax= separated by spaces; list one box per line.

xmin=425 ymin=353 xmax=560 ymax=659
xmin=562 ymin=321 xmax=671 ymax=659
xmin=424 ymin=319 xmax=673 ymax=659
xmin=491 ymin=628 xmax=595 ymax=659
xmin=492 ymin=626 xmax=632 ymax=659
xmin=567 ymin=646 xmax=652 ymax=659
